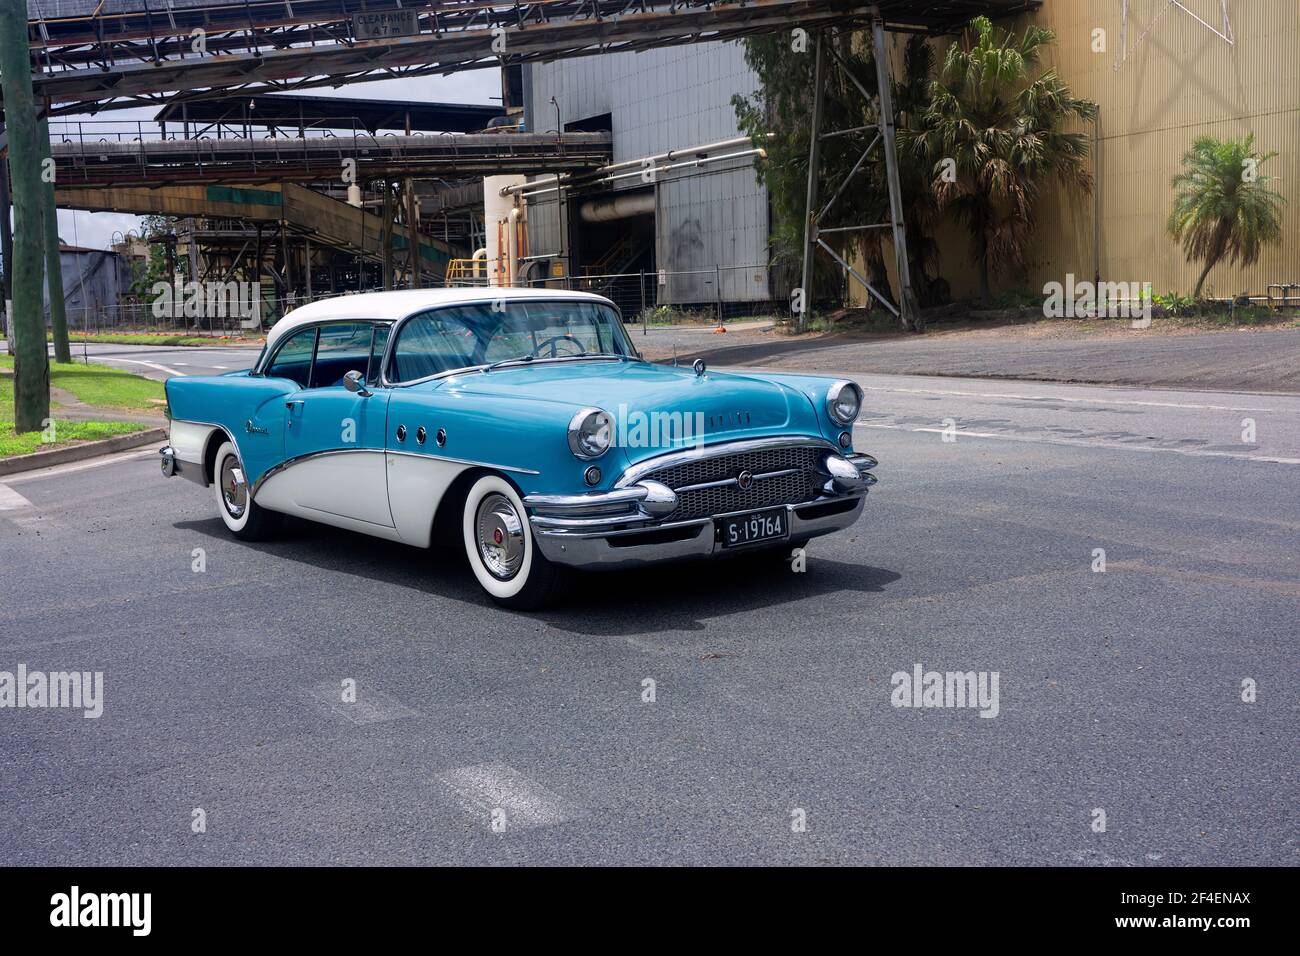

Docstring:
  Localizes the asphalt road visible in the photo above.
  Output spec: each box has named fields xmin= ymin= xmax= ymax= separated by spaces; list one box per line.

xmin=0 ymin=364 xmax=1295 ymax=865
xmin=654 ymin=326 xmax=1300 ymax=394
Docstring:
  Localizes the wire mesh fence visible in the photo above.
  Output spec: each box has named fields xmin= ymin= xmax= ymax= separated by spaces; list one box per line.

xmin=52 ymin=265 xmax=795 ymax=336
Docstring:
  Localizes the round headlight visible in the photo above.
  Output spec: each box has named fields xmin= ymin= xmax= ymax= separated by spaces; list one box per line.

xmin=827 ymin=380 xmax=862 ymax=425
xmin=567 ymin=407 xmax=613 ymax=460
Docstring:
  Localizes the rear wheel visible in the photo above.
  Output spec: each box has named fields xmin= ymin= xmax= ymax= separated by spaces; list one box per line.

xmin=462 ymin=474 xmax=564 ymax=610
xmin=212 ymin=441 xmax=282 ymax=541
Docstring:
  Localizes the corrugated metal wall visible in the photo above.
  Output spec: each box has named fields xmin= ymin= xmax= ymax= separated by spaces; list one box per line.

xmin=523 ymin=41 xmax=770 ymax=303
xmin=934 ymin=0 xmax=1298 ymax=300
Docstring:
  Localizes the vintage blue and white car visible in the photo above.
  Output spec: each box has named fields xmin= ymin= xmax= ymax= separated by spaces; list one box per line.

xmin=160 ymin=288 xmax=877 ymax=608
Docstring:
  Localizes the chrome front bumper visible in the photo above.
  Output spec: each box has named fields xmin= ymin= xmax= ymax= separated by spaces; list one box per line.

xmin=524 ymin=446 xmax=877 ymax=570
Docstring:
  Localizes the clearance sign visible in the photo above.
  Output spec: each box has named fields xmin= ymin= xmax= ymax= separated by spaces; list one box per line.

xmin=352 ymin=10 xmax=420 ymax=39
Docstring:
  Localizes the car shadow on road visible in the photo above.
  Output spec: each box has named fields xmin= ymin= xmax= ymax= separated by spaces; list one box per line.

xmin=174 ymin=516 xmax=900 ymax=634
xmin=539 ymin=556 xmax=900 ymax=636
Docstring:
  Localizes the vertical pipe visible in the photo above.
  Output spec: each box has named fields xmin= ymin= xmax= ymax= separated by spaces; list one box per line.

xmin=799 ymin=32 xmax=826 ymax=330
xmin=405 ymin=178 xmax=421 ymax=289
xmin=381 ymin=182 xmax=395 ymax=290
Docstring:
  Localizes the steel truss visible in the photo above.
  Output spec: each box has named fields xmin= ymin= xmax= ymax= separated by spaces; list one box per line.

xmin=19 ymin=0 xmax=884 ymax=114
xmin=800 ymin=16 xmax=919 ymax=331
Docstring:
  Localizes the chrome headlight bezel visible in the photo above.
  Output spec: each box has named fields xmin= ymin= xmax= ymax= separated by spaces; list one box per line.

xmin=826 ymin=380 xmax=863 ymax=425
xmin=567 ymin=407 xmax=614 ymax=460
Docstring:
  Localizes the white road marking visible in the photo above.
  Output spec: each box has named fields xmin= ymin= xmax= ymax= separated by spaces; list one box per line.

xmin=4 ymin=448 xmax=157 ymax=484
xmin=435 ymin=762 xmax=574 ymax=831
xmin=212 ymin=365 xmax=228 ymax=370
xmin=0 ymin=483 xmax=34 ymax=511
xmin=859 ymin=422 xmax=1300 ymax=465
xmin=102 ymin=357 xmax=185 ymax=377
xmin=859 ymin=383 xmax=1275 ymax=413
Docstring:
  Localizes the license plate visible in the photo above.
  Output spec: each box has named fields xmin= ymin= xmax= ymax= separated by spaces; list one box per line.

xmin=719 ymin=507 xmax=788 ymax=548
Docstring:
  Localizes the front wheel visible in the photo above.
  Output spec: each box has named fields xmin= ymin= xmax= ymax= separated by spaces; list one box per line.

xmin=461 ymin=474 xmax=564 ymax=610
xmin=212 ymin=441 xmax=282 ymax=541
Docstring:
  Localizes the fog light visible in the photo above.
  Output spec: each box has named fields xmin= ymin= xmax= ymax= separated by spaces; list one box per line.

xmin=838 ymin=431 xmax=852 ymax=449
xmin=584 ymin=465 xmax=602 ymax=486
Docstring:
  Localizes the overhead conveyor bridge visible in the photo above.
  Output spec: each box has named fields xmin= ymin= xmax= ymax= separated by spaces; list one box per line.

xmin=11 ymin=1 xmax=1040 ymax=114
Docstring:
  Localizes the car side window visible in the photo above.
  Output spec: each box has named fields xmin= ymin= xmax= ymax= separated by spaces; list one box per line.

xmin=311 ymin=322 xmax=376 ymax=389
xmin=266 ymin=327 xmax=317 ymax=388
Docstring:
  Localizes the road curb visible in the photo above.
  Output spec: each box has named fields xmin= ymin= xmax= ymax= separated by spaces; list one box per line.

xmin=0 ymin=427 xmax=167 ymax=477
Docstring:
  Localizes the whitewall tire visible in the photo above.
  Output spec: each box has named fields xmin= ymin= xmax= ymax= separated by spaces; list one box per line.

xmin=462 ymin=474 xmax=563 ymax=610
xmin=212 ymin=441 xmax=281 ymax=541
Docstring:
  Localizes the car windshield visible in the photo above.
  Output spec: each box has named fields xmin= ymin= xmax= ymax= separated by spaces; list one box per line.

xmin=388 ymin=299 xmax=635 ymax=383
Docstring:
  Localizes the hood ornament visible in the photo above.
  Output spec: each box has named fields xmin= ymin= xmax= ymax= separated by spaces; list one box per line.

xmin=693 ymin=359 xmax=707 ymax=377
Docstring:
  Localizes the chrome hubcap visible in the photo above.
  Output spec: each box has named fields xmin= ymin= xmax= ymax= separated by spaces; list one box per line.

xmin=220 ymin=456 xmax=247 ymax=519
xmin=476 ymin=493 xmax=524 ymax=580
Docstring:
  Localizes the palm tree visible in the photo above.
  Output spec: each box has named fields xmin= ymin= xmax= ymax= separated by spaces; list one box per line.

xmin=908 ymin=16 xmax=1097 ymax=304
xmin=1168 ymin=135 xmax=1286 ymax=299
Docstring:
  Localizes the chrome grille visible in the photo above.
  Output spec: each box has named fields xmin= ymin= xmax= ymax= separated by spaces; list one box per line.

xmin=640 ymin=445 xmax=823 ymax=522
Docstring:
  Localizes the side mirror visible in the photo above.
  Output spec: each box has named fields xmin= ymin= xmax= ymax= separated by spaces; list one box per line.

xmin=342 ymin=369 xmax=372 ymax=397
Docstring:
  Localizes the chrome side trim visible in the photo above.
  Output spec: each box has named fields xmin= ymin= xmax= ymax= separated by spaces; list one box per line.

xmin=250 ymin=447 xmax=539 ymax=499
xmin=614 ymin=436 xmax=838 ymax=489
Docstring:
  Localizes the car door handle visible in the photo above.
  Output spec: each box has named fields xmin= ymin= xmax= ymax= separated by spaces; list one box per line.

xmin=285 ymin=400 xmax=305 ymax=409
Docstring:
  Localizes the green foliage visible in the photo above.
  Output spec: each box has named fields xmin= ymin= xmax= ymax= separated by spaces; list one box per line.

xmin=984 ymin=286 xmax=1043 ymax=309
xmin=906 ymin=16 xmax=1097 ymax=303
xmin=1167 ymin=135 xmax=1286 ymax=299
xmin=1152 ymin=291 xmax=1198 ymax=316
xmin=128 ymin=216 xmax=184 ymax=298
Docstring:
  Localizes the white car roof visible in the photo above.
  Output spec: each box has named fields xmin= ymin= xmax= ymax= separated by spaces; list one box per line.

xmin=265 ymin=287 xmax=615 ymax=350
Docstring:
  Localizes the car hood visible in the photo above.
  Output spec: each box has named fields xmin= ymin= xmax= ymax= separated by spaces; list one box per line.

xmin=437 ymin=360 xmax=821 ymax=457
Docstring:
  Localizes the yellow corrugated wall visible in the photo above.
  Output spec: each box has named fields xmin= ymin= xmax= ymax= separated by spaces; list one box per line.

xmin=854 ymin=0 xmax=1299 ymax=305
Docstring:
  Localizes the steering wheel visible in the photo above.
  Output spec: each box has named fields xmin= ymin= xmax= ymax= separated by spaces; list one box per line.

xmin=529 ymin=334 xmax=587 ymax=359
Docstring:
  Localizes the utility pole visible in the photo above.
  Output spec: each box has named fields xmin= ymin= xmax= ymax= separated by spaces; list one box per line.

xmin=0 ymin=151 xmax=13 ymax=356
xmin=0 ymin=0 xmax=51 ymax=431
xmin=38 ymin=114 xmax=71 ymax=362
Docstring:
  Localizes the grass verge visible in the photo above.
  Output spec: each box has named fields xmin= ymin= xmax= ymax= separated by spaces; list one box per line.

xmin=0 ymin=357 xmax=160 ymax=458
xmin=0 ymin=355 xmax=165 ymax=410
xmin=57 ymin=332 xmax=264 ymax=347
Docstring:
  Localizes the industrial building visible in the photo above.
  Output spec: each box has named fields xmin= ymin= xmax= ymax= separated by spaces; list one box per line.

xmin=520 ymin=41 xmax=774 ymax=311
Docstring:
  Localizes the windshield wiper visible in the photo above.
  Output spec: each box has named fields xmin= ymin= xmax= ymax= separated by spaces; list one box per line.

xmin=482 ymin=352 xmax=630 ymax=373
xmin=483 ymin=355 xmax=535 ymax=373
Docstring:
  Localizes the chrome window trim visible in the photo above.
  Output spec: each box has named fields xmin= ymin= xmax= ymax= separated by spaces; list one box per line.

xmin=378 ymin=296 xmax=637 ymax=389
xmin=254 ymin=318 xmax=394 ymax=383
xmin=613 ymin=436 xmax=839 ymax=489
xmin=249 ymin=447 xmax=539 ymax=499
